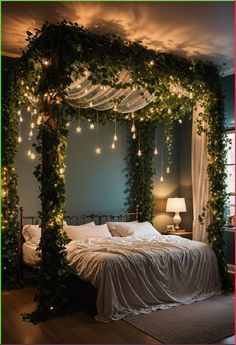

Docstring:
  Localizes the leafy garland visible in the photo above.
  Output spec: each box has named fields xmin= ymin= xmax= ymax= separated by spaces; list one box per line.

xmin=2 ymin=21 xmax=232 ymax=321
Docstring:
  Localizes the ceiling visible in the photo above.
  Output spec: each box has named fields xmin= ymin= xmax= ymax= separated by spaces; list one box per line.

xmin=2 ymin=1 xmax=234 ymax=75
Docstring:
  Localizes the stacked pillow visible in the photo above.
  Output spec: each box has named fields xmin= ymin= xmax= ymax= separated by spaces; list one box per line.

xmin=64 ymin=223 xmax=112 ymax=240
xmin=107 ymin=221 xmax=162 ymax=239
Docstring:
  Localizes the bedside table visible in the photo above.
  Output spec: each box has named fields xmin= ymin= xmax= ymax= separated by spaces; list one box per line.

xmin=162 ymin=231 xmax=193 ymax=239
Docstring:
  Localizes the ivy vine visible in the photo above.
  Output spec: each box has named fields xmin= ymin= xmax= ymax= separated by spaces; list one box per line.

xmin=2 ymin=21 xmax=232 ymax=321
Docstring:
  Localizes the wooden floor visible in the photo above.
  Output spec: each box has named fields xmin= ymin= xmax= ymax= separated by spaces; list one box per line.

xmin=2 ymin=286 xmax=235 ymax=344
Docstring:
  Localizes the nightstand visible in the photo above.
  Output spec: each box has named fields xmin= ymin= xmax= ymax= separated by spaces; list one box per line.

xmin=162 ymin=231 xmax=193 ymax=239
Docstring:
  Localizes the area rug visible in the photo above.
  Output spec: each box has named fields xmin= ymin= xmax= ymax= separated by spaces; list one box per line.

xmin=125 ymin=294 xmax=234 ymax=344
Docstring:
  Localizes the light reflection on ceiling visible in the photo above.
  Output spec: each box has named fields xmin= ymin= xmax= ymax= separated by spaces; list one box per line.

xmin=2 ymin=1 xmax=234 ymax=75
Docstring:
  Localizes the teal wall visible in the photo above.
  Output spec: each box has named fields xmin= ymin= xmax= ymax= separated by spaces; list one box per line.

xmin=221 ymin=74 xmax=235 ymax=129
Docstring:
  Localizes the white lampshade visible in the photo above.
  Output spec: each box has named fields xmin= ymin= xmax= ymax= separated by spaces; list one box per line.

xmin=166 ymin=198 xmax=187 ymax=213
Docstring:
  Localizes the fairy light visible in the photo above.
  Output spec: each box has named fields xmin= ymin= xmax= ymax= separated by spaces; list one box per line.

xmin=178 ymin=119 xmax=182 ymax=124
xmin=111 ymin=142 xmax=115 ymax=149
xmin=137 ymin=129 xmax=142 ymax=156
xmin=27 ymin=106 xmax=31 ymax=112
xmin=166 ymin=166 xmax=170 ymax=173
xmin=131 ymin=113 xmax=136 ymax=133
xmin=42 ymin=58 xmax=50 ymax=67
xmin=113 ymin=115 xmax=118 ymax=142
xmin=167 ymin=108 xmax=172 ymax=115
xmin=132 ymin=132 xmax=136 ymax=139
xmin=30 ymin=153 xmax=36 ymax=160
xmin=76 ymin=108 xmax=82 ymax=134
xmin=59 ymin=168 xmax=64 ymax=174
xmin=66 ymin=122 xmax=70 ymax=127
xmin=95 ymin=112 xmax=101 ymax=155
xmin=90 ymin=123 xmax=95 ymax=130
xmin=154 ymin=148 xmax=158 ymax=155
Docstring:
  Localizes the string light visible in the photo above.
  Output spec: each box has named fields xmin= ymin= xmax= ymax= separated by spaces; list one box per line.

xmin=76 ymin=109 xmax=82 ymax=133
xmin=137 ymin=129 xmax=142 ymax=156
xmin=42 ymin=58 xmax=50 ymax=67
xmin=95 ymin=112 xmax=101 ymax=155
xmin=113 ymin=115 xmax=118 ymax=142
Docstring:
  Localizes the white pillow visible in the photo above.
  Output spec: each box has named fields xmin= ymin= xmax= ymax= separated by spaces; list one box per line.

xmin=107 ymin=221 xmax=138 ymax=237
xmin=22 ymin=224 xmax=41 ymax=246
xmin=64 ymin=222 xmax=112 ymax=240
xmin=128 ymin=222 xmax=162 ymax=239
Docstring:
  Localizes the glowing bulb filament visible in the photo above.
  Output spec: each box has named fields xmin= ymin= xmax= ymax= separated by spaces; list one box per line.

xmin=137 ymin=149 xmax=142 ymax=156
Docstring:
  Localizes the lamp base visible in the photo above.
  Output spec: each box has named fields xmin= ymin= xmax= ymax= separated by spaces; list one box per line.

xmin=173 ymin=212 xmax=182 ymax=230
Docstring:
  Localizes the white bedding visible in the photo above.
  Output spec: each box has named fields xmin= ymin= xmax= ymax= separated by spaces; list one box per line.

xmin=66 ymin=235 xmax=221 ymax=322
xmin=22 ymin=242 xmax=40 ymax=266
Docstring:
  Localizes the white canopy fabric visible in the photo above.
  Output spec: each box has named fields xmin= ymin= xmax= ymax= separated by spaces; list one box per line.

xmin=66 ymin=70 xmax=156 ymax=114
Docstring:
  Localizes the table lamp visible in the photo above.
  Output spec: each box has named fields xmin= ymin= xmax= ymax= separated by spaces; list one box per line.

xmin=166 ymin=197 xmax=187 ymax=230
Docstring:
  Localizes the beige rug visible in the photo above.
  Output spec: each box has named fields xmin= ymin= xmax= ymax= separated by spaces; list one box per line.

xmin=125 ymin=294 xmax=234 ymax=344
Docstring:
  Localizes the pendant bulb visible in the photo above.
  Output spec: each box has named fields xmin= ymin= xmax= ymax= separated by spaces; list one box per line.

xmin=154 ymin=148 xmax=158 ymax=155
xmin=160 ymin=176 xmax=164 ymax=182
xmin=111 ymin=142 xmax=115 ymax=149
xmin=137 ymin=149 xmax=142 ymax=156
xmin=132 ymin=132 xmax=136 ymax=140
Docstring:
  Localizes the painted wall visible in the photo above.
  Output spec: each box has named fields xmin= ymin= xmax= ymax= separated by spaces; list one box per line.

xmin=221 ymin=74 xmax=234 ymax=129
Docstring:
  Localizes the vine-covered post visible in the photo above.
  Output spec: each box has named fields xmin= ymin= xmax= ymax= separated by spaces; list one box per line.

xmin=2 ymin=67 xmax=23 ymax=289
xmin=25 ymin=98 xmax=72 ymax=323
xmin=127 ymin=121 xmax=156 ymax=222
xmin=206 ymin=83 xmax=231 ymax=290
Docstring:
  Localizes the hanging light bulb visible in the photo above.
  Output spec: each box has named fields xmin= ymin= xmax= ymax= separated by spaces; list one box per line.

xmin=113 ymin=134 xmax=118 ymax=142
xmin=19 ymin=116 xmax=23 ymax=122
xmin=160 ymin=176 xmax=164 ymax=182
xmin=131 ymin=123 xmax=136 ymax=133
xmin=111 ymin=142 xmax=115 ymax=149
xmin=166 ymin=167 xmax=170 ymax=173
xmin=137 ymin=149 xmax=142 ymax=157
xmin=18 ymin=136 xmax=22 ymax=143
xmin=113 ymin=115 xmax=118 ymax=142
xmin=90 ymin=123 xmax=95 ymax=130
xmin=154 ymin=148 xmax=158 ymax=155
xmin=132 ymin=132 xmax=136 ymax=139
xmin=27 ymin=106 xmax=31 ymax=112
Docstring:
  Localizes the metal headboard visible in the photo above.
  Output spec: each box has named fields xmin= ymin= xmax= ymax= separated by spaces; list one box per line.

xmin=19 ymin=206 xmax=140 ymax=251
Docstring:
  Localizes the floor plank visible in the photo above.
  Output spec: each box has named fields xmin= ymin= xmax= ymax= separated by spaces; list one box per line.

xmin=2 ymin=286 xmax=160 ymax=344
xmin=2 ymin=286 xmax=235 ymax=344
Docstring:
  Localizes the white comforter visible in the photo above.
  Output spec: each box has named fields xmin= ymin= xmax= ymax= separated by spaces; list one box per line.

xmin=66 ymin=235 xmax=221 ymax=322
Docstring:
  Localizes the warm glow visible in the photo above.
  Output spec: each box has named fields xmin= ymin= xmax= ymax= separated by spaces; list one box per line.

xmin=95 ymin=147 xmax=101 ymax=155
xmin=137 ymin=149 xmax=142 ymax=156
xmin=154 ymin=148 xmax=158 ymax=155
xmin=90 ymin=123 xmax=95 ymax=130
xmin=76 ymin=126 xmax=82 ymax=133
xmin=166 ymin=197 xmax=187 ymax=212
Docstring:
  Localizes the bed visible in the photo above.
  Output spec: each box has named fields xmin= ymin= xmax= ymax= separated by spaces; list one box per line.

xmin=20 ymin=209 xmax=221 ymax=322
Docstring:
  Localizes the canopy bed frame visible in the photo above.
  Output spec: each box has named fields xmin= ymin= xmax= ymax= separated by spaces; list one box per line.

xmin=2 ymin=21 xmax=231 ymax=322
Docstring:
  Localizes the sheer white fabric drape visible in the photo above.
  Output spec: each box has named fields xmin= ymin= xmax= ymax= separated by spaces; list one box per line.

xmin=192 ymin=102 xmax=211 ymax=242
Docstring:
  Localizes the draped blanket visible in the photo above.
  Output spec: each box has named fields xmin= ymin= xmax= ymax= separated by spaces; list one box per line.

xmin=66 ymin=236 xmax=221 ymax=322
